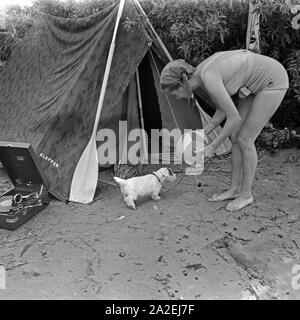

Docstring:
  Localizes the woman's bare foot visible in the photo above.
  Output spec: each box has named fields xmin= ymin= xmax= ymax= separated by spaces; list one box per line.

xmin=208 ymin=188 xmax=240 ymax=202
xmin=226 ymin=195 xmax=254 ymax=211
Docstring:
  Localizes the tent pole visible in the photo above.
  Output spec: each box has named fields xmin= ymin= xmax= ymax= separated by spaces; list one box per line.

xmin=135 ymin=70 xmax=148 ymax=163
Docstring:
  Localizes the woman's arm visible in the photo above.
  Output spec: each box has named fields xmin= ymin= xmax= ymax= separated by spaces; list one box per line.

xmin=202 ymin=72 xmax=241 ymax=151
xmin=204 ymin=108 xmax=226 ymax=136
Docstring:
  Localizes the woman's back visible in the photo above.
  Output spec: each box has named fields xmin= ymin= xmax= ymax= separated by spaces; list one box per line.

xmin=195 ymin=50 xmax=252 ymax=96
xmin=194 ymin=50 xmax=288 ymax=97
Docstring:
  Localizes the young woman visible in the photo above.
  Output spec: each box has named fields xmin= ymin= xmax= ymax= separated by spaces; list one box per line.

xmin=160 ymin=50 xmax=289 ymax=211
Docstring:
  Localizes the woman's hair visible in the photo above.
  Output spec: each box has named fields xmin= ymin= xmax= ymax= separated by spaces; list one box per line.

xmin=160 ymin=59 xmax=195 ymax=91
xmin=160 ymin=81 xmax=182 ymax=91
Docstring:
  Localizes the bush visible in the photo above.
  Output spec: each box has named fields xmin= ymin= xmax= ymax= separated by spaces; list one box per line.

xmin=32 ymin=0 xmax=117 ymax=17
xmin=1 ymin=0 xmax=300 ymax=129
xmin=0 ymin=4 xmax=34 ymax=61
xmin=139 ymin=0 xmax=249 ymax=64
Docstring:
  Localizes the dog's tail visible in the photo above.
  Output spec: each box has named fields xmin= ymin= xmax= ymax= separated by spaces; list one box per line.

xmin=113 ymin=176 xmax=127 ymax=187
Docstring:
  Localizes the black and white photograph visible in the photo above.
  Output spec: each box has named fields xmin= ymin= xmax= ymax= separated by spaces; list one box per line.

xmin=0 ymin=0 xmax=299 ymax=303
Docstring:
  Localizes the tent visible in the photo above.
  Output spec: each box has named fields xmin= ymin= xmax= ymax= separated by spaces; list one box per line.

xmin=0 ymin=0 xmax=230 ymax=204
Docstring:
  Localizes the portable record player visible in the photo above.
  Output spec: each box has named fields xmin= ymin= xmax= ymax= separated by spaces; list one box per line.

xmin=0 ymin=141 xmax=50 ymax=230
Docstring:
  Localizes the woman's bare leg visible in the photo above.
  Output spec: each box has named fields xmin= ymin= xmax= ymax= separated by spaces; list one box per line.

xmin=226 ymin=89 xmax=287 ymax=211
xmin=208 ymin=95 xmax=253 ymax=201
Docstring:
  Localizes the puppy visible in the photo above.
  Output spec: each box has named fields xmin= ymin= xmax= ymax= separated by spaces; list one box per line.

xmin=113 ymin=167 xmax=176 ymax=210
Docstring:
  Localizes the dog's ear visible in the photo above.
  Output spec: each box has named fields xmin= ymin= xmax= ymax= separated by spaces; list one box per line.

xmin=158 ymin=168 xmax=169 ymax=177
xmin=167 ymin=167 xmax=174 ymax=176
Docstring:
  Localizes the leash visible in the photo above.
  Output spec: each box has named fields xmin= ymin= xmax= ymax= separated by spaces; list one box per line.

xmin=151 ymin=171 xmax=185 ymax=195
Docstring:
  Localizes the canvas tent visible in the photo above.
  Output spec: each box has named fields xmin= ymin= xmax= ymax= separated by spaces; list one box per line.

xmin=0 ymin=0 xmax=230 ymax=204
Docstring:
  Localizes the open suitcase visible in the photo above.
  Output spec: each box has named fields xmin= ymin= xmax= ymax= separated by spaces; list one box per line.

xmin=0 ymin=141 xmax=50 ymax=230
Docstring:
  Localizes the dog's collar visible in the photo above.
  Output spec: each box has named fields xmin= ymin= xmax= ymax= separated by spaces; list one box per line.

xmin=151 ymin=172 xmax=163 ymax=184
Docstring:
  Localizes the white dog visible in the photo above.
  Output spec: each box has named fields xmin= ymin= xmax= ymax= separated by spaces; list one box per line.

xmin=113 ymin=167 xmax=176 ymax=210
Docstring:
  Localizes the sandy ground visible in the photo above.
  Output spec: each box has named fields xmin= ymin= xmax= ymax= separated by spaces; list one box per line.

xmin=0 ymin=148 xmax=299 ymax=300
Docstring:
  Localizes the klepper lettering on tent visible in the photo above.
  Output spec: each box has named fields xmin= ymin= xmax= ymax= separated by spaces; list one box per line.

xmin=39 ymin=153 xmax=59 ymax=168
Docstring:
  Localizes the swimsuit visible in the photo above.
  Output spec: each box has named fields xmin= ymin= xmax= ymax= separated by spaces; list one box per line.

xmin=196 ymin=50 xmax=289 ymax=98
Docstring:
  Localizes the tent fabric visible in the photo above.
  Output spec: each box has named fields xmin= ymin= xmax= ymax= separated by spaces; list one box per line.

xmin=0 ymin=0 xmax=150 ymax=201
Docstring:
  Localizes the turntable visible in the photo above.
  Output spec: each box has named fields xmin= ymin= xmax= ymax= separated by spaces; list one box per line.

xmin=0 ymin=142 xmax=49 ymax=230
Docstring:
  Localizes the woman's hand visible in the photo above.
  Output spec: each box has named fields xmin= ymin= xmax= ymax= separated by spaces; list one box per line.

xmin=204 ymin=144 xmax=216 ymax=158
